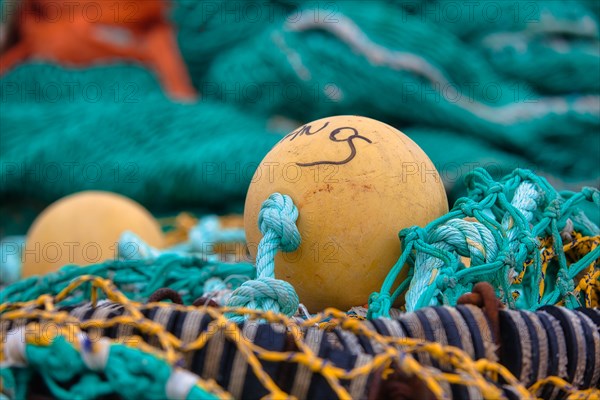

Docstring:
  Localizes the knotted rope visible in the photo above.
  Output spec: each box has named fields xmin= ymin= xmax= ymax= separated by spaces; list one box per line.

xmin=369 ymin=168 xmax=599 ymax=319
xmin=226 ymin=193 xmax=301 ymax=322
xmin=0 ymin=254 xmax=255 ymax=306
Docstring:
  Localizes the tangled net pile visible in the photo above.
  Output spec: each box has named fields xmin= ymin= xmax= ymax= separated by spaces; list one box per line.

xmin=1 ymin=276 xmax=599 ymax=400
xmin=1 ymin=168 xmax=599 ymax=399
xmin=369 ymin=168 xmax=600 ymax=318
xmin=1 ymin=0 xmax=599 ymax=231
xmin=1 ymin=0 xmax=600 ymax=396
xmin=0 ymin=255 xmax=255 ymax=306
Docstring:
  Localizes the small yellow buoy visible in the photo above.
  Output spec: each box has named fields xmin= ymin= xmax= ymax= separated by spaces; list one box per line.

xmin=22 ymin=191 xmax=164 ymax=277
xmin=244 ymin=116 xmax=448 ymax=312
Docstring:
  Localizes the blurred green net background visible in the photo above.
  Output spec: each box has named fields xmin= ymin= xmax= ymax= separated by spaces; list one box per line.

xmin=1 ymin=0 xmax=599 ymax=236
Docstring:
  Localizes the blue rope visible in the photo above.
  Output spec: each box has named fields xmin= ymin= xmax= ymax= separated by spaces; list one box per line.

xmin=203 ymin=277 xmax=228 ymax=293
xmin=117 ymin=215 xmax=246 ymax=263
xmin=189 ymin=215 xmax=246 ymax=252
xmin=226 ymin=193 xmax=301 ymax=322
xmin=0 ymin=236 xmax=25 ymax=285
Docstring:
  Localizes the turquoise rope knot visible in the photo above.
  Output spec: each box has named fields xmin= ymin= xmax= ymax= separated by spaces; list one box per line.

xmin=484 ymin=183 xmax=504 ymax=196
xmin=439 ymin=274 xmax=451 ymax=289
xmin=581 ymin=187 xmax=599 ymax=204
xmin=226 ymin=277 xmax=299 ymax=317
xmin=367 ymin=292 xmax=391 ymax=319
xmin=456 ymin=198 xmax=480 ymax=217
xmin=226 ymin=193 xmax=301 ymax=322
xmin=497 ymin=248 xmax=517 ymax=270
xmin=556 ymin=268 xmax=575 ymax=296
xmin=464 ymin=168 xmax=493 ymax=197
xmin=443 ymin=280 xmax=473 ymax=305
xmin=516 ymin=231 xmax=538 ymax=253
xmin=258 ymin=193 xmax=301 ymax=252
xmin=399 ymin=226 xmax=425 ymax=244
xmin=543 ymin=198 xmax=563 ymax=220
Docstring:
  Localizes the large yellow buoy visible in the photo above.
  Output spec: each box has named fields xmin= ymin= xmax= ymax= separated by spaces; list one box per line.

xmin=22 ymin=191 xmax=164 ymax=277
xmin=244 ymin=116 xmax=448 ymax=312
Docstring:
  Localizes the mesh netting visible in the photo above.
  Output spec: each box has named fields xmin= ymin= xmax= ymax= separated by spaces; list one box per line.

xmin=1 ymin=276 xmax=599 ymax=400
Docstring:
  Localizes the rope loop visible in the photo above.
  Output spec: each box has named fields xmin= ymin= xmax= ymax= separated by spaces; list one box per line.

xmin=226 ymin=193 xmax=301 ymax=321
xmin=227 ymin=277 xmax=299 ymax=317
xmin=258 ymin=193 xmax=301 ymax=252
xmin=581 ymin=187 xmax=600 ymax=204
xmin=543 ymin=198 xmax=564 ymax=220
xmin=456 ymin=198 xmax=480 ymax=217
xmin=367 ymin=292 xmax=392 ymax=319
xmin=399 ymin=226 xmax=426 ymax=245
xmin=484 ymin=182 xmax=504 ymax=197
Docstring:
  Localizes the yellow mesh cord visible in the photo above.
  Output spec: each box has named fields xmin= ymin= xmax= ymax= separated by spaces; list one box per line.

xmin=512 ymin=233 xmax=599 ymax=308
xmin=1 ymin=276 xmax=598 ymax=399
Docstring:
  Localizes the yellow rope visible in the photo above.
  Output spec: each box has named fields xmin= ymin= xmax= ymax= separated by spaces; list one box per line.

xmin=544 ymin=233 xmax=599 ymax=307
xmin=529 ymin=376 xmax=600 ymax=400
xmin=512 ymin=234 xmax=599 ymax=306
xmin=1 ymin=275 xmax=597 ymax=399
xmin=160 ymin=212 xmax=199 ymax=246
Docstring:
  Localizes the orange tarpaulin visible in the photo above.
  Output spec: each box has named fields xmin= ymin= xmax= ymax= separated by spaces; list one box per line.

xmin=0 ymin=0 xmax=196 ymax=100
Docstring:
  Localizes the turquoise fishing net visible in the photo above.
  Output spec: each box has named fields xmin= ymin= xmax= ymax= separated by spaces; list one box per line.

xmin=1 ymin=0 xmax=599 ymax=235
